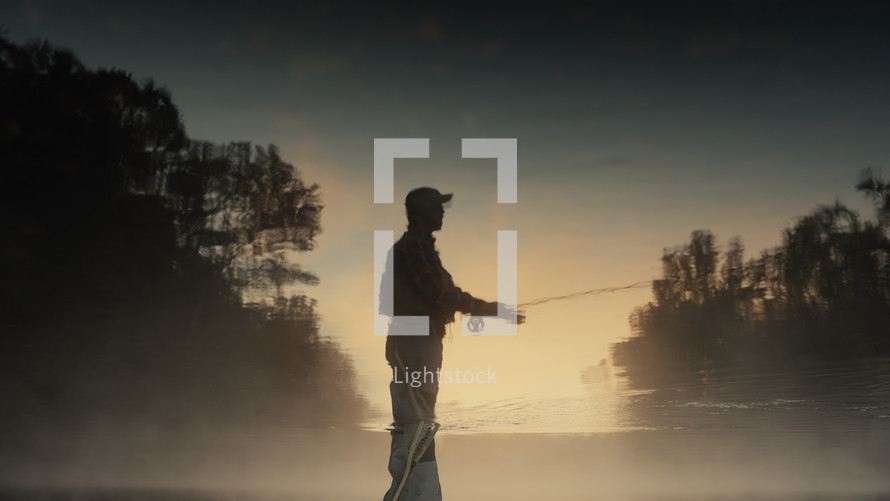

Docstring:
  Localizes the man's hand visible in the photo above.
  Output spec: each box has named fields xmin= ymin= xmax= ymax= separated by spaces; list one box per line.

xmin=497 ymin=304 xmax=525 ymax=325
xmin=468 ymin=297 xmax=525 ymax=324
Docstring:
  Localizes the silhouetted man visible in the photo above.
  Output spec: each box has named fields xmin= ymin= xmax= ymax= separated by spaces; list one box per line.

xmin=381 ymin=187 xmax=522 ymax=501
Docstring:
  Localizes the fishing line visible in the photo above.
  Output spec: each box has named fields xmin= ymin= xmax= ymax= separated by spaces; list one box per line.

xmin=458 ymin=280 xmax=653 ymax=334
xmin=517 ymin=280 xmax=652 ymax=309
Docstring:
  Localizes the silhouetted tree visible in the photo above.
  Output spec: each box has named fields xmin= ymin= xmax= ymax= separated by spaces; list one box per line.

xmin=857 ymin=167 xmax=890 ymax=228
xmin=0 ymin=35 xmax=365 ymax=433
xmin=613 ymin=187 xmax=890 ymax=387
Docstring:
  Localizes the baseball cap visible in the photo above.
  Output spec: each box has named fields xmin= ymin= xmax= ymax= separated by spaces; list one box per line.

xmin=405 ymin=187 xmax=452 ymax=208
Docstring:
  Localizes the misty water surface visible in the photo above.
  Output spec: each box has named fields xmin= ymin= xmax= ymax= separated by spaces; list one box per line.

xmin=3 ymin=359 xmax=890 ymax=500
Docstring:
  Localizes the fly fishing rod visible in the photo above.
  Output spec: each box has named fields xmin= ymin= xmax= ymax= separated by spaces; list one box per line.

xmin=463 ymin=280 xmax=653 ymax=332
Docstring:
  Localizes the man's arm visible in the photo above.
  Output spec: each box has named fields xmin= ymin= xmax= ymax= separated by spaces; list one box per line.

xmin=398 ymin=238 xmax=524 ymax=324
xmin=457 ymin=294 xmax=497 ymax=316
xmin=458 ymin=295 xmax=525 ymax=324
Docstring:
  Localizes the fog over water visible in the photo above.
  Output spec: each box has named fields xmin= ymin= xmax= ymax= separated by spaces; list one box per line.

xmin=3 ymin=360 xmax=889 ymax=500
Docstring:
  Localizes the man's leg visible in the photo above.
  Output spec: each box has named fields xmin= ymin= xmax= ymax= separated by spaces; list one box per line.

xmin=383 ymin=379 xmax=441 ymax=501
xmin=382 ymin=422 xmax=441 ymax=501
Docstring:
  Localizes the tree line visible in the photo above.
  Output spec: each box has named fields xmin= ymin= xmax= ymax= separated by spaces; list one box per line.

xmin=612 ymin=171 xmax=890 ymax=383
xmin=0 ymin=34 xmax=366 ymax=432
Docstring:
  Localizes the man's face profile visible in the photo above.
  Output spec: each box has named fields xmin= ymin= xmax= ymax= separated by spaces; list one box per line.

xmin=421 ymin=204 xmax=445 ymax=232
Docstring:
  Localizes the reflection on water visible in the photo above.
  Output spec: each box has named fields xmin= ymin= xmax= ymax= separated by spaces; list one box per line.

xmin=4 ymin=361 xmax=890 ymax=500
xmin=364 ymin=359 xmax=890 ymax=435
xmin=4 ymin=361 xmax=889 ymax=500
xmin=439 ymin=394 xmax=630 ymax=434
xmin=619 ymin=359 xmax=890 ymax=433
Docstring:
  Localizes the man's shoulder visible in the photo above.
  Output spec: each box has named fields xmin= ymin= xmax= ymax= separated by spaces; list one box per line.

xmin=394 ymin=231 xmax=432 ymax=252
xmin=394 ymin=232 xmax=442 ymax=269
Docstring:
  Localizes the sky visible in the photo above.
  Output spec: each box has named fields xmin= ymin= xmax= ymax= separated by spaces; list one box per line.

xmin=4 ymin=0 xmax=890 ymax=430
